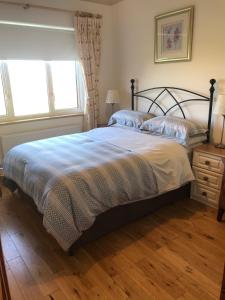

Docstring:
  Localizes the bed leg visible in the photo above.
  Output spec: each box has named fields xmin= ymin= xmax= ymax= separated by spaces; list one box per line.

xmin=217 ymin=208 xmax=225 ymax=222
xmin=2 ymin=178 xmax=18 ymax=193
xmin=68 ymin=247 xmax=74 ymax=256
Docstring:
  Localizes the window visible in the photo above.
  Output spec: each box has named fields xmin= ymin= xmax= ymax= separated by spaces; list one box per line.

xmin=0 ymin=68 xmax=6 ymax=117
xmin=0 ymin=60 xmax=85 ymax=123
xmin=8 ymin=61 xmax=49 ymax=116
xmin=50 ymin=61 xmax=78 ymax=110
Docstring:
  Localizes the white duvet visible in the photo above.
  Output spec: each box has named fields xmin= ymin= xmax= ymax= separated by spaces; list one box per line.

xmin=85 ymin=126 xmax=194 ymax=194
xmin=3 ymin=125 xmax=194 ymax=250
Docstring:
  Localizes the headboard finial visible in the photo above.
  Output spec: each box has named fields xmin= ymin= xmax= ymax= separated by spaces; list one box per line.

xmin=210 ymin=79 xmax=216 ymax=94
xmin=210 ymin=78 xmax=216 ymax=86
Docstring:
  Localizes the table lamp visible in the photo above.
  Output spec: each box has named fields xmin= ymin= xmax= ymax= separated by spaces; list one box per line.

xmin=106 ymin=90 xmax=120 ymax=114
xmin=214 ymin=94 xmax=225 ymax=148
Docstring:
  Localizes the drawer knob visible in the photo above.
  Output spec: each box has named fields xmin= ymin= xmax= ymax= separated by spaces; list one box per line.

xmin=202 ymin=192 xmax=207 ymax=197
xmin=203 ymin=176 xmax=209 ymax=182
xmin=205 ymin=161 xmax=210 ymax=166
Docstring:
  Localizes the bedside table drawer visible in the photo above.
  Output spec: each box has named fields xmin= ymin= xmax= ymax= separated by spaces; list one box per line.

xmin=193 ymin=151 xmax=224 ymax=174
xmin=191 ymin=183 xmax=220 ymax=207
xmin=192 ymin=167 xmax=223 ymax=190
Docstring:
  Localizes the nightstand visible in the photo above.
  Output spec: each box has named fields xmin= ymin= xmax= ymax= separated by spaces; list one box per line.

xmin=191 ymin=144 xmax=225 ymax=221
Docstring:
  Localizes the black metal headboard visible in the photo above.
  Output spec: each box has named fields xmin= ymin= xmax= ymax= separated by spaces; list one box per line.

xmin=131 ymin=79 xmax=216 ymax=143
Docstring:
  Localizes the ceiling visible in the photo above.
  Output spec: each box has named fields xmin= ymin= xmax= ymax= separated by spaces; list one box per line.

xmin=81 ymin=0 xmax=122 ymax=5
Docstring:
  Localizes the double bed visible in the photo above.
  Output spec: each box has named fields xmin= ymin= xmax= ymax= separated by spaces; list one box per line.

xmin=3 ymin=79 xmax=216 ymax=254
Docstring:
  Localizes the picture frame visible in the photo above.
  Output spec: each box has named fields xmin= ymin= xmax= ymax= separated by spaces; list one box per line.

xmin=154 ymin=6 xmax=194 ymax=63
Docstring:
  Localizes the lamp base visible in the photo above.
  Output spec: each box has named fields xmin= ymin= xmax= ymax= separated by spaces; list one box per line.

xmin=215 ymin=143 xmax=225 ymax=149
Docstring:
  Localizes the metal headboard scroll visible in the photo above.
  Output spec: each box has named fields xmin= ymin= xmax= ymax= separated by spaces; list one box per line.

xmin=131 ymin=79 xmax=216 ymax=143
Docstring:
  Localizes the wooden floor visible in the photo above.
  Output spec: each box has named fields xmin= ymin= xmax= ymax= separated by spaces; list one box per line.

xmin=0 ymin=186 xmax=225 ymax=300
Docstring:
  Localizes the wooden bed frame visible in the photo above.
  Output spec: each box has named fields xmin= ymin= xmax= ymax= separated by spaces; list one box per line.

xmin=3 ymin=79 xmax=216 ymax=255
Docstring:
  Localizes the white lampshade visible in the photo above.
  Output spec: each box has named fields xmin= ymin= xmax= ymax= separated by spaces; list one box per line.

xmin=214 ymin=94 xmax=225 ymax=115
xmin=106 ymin=90 xmax=120 ymax=104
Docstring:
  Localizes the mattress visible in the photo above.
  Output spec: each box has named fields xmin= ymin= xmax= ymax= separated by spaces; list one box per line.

xmin=3 ymin=126 xmax=194 ymax=250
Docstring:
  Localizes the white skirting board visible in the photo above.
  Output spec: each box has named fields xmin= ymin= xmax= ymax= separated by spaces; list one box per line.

xmin=0 ymin=124 xmax=82 ymax=165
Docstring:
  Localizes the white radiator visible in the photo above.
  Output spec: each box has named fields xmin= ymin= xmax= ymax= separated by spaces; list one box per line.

xmin=1 ymin=124 xmax=82 ymax=157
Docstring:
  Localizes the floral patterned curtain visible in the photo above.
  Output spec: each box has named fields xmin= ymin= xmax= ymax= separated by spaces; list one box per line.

xmin=75 ymin=15 xmax=102 ymax=130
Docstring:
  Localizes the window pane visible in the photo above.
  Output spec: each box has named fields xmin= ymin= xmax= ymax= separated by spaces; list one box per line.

xmin=50 ymin=61 xmax=78 ymax=110
xmin=0 ymin=72 xmax=6 ymax=116
xmin=8 ymin=61 xmax=49 ymax=116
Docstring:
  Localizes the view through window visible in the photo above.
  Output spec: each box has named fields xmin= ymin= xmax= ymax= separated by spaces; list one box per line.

xmin=0 ymin=60 xmax=84 ymax=122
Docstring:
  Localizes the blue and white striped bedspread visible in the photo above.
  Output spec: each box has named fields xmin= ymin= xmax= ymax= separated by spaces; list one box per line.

xmin=3 ymin=131 xmax=158 ymax=250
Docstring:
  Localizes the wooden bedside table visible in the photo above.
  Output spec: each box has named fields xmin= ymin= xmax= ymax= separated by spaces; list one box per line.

xmin=191 ymin=144 xmax=225 ymax=221
xmin=0 ymin=238 xmax=11 ymax=300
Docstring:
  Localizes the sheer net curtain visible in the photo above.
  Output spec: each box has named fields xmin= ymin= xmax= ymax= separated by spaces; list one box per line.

xmin=75 ymin=15 xmax=102 ymax=130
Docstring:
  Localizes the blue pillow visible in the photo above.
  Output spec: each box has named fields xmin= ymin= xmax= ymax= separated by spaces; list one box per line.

xmin=108 ymin=110 xmax=155 ymax=129
xmin=140 ymin=116 xmax=207 ymax=145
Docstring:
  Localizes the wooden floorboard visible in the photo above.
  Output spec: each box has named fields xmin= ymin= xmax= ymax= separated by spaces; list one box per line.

xmin=0 ymin=186 xmax=225 ymax=300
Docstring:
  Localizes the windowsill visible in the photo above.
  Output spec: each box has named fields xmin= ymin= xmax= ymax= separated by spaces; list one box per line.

xmin=0 ymin=112 xmax=84 ymax=126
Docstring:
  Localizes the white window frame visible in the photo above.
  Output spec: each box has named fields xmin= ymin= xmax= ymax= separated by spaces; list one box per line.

xmin=0 ymin=60 xmax=84 ymax=124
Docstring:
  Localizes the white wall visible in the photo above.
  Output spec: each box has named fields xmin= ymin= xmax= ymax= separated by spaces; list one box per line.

xmin=0 ymin=115 xmax=83 ymax=158
xmin=0 ymin=0 xmax=116 ymax=163
xmin=112 ymin=0 xmax=225 ymax=143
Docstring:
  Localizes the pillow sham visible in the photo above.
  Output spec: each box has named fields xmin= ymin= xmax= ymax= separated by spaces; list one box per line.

xmin=188 ymin=133 xmax=207 ymax=146
xmin=108 ymin=110 xmax=155 ymax=128
xmin=140 ymin=116 xmax=207 ymax=145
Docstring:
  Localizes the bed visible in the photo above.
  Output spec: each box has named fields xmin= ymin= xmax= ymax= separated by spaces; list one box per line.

xmin=3 ymin=79 xmax=216 ymax=254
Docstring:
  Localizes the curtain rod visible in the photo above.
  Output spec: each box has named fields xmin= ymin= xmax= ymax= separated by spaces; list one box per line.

xmin=0 ymin=1 xmax=102 ymax=18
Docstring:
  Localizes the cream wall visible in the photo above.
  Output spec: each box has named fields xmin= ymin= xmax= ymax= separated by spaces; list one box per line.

xmin=112 ymin=0 xmax=225 ymax=143
xmin=0 ymin=0 xmax=116 ymax=163
xmin=1 ymin=0 xmax=225 ymax=165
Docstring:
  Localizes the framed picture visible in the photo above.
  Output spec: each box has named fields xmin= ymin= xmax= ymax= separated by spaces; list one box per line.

xmin=154 ymin=6 xmax=194 ymax=63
